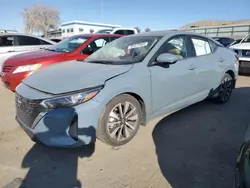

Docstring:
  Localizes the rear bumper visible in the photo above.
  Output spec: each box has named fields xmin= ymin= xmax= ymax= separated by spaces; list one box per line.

xmin=1 ymin=72 xmax=27 ymax=91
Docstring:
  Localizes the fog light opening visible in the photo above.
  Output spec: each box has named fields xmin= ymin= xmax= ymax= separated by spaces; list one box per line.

xmin=69 ymin=114 xmax=78 ymax=141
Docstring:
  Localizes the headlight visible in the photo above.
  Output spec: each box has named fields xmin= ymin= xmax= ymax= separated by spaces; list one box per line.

xmin=40 ymin=87 xmax=102 ymax=109
xmin=13 ymin=64 xmax=42 ymax=74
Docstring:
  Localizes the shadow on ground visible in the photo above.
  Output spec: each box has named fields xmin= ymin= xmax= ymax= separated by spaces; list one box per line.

xmin=20 ymin=143 xmax=95 ymax=188
xmin=3 ymin=109 xmax=96 ymax=188
xmin=153 ymin=87 xmax=250 ymax=188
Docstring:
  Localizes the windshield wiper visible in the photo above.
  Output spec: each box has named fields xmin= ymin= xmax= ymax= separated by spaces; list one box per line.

xmin=87 ymin=60 xmax=116 ymax=64
xmin=42 ymin=47 xmax=56 ymax=51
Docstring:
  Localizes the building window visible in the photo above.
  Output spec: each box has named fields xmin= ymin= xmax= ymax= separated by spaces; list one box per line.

xmin=67 ymin=29 xmax=70 ymax=33
xmin=62 ymin=29 xmax=65 ymax=33
xmin=79 ymin=28 xmax=84 ymax=32
xmin=70 ymin=28 xmax=74 ymax=32
xmin=90 ymin=29 xmax=94 ymax=33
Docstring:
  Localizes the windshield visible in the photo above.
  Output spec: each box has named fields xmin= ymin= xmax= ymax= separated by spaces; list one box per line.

xmin=95 ymin=29 xmax=113 ymax=34
xmin=85 ymin=35 xmax=162 ymax=64
xmin=242 ymin=34 xmax=250 ymax=43
xmin=48 ymin=36 xmax=89 ymax=52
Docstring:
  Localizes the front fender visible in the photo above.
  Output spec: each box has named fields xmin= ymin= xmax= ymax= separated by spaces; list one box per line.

xmin=93 ymin=64 xmax=153 ymax=120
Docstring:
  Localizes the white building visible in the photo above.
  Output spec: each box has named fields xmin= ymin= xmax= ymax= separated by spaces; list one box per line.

xmin=61 ymin=20 xmax=122 ymax=38
xmin=0 ymin=29 xmax=17 ymax=34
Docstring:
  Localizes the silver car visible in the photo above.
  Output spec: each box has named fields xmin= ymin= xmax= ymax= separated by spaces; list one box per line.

xmin=15 ymin=31 xmax=239 ymax=147
xmin=0 ymin=33 xmax=55 ymax=71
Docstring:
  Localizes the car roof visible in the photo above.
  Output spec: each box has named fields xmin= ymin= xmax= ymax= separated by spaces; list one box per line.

xmin=213 ymin=37 xmax=233 ymax=39
xmin=0 ymin=33 xmax=55 ymax=44
xmin=70 ymin=33 xmax=123 ymax=38
xmin=130 ymin=30 xmax=210 ymax=38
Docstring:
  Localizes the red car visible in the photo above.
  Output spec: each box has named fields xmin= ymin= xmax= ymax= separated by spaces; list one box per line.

xmin=1 ymin=33 xmax=121 ymax=91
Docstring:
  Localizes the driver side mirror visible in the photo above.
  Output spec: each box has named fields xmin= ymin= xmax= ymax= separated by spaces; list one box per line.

xmin=81 ymin=46 xmax=93 ymax=55
xmin=156 ymin=53 xmax=179 ymax=65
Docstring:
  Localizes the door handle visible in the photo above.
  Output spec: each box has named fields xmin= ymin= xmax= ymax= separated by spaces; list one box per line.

xmin=218 ymin=57 xmax=225 ymax=62
xmin=188 ymin=65 xmax=196 ymax=70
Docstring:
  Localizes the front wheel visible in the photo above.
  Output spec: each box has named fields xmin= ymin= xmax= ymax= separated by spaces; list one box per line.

xmin=213 ymin=73 xmax=234 ymax=104
xmin=96 ymin=94 xmax=142 ymax=146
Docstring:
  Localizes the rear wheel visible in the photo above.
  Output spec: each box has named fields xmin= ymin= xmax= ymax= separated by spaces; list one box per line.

xmin=96 ymin=94 xmax=141 ymax=146
xmin=213 ymin=73 xmax=233 ymax=104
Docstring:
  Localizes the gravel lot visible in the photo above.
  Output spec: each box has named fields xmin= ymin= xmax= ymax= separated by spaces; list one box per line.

xmin=0 ymin=76 xmax=250 ymax=188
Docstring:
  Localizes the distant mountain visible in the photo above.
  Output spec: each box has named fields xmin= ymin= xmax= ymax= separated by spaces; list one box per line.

xmin=180 ymin=19 xmax=250 ymax=29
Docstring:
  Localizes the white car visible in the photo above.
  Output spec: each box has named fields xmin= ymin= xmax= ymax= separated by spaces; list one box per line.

xmin=229 ymin=33 xmax=250 ymax=74
xmin=95 ymin=28 xmax=138 ymax=35
xmin=0 ymin=33 xmax=55 ymax=71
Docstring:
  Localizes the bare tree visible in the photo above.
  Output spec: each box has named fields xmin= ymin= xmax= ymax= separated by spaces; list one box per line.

xmin=145 ymin=28 xmax=151 ymax=32
xmin=21 ymin=4 xmax=60 ymax=37
xmin=134 ymin=27 xmax=141 ymax=33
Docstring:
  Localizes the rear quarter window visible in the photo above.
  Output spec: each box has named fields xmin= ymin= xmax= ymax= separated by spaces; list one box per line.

xmin=0 ymin=36 xmax=14 ymax=46
xmin=125 ymin=30 xmax=135 ymax=35
xmin=40 ymin=39 xmax=53 ymax=45
xmin=208 ymin=40 xmax=218 ymax=52
xmin=113 ymin=30 xmax=125 ymax=35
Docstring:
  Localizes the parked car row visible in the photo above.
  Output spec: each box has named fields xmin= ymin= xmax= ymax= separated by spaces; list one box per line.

xmin=0 ymin=30 xmax=237 ymax=148
xmin=0 ymin=30 xmax=248 ymax=187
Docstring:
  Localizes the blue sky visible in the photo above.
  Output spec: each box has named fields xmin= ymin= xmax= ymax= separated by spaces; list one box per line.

xmin=2 ymin=0 xmax=250 ymax=32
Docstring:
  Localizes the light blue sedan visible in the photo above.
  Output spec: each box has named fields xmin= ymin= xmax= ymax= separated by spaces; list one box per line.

xmin=15 ymin=31 xmax=239 ymax=147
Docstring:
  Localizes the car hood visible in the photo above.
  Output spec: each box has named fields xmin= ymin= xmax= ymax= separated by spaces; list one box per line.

xmin=230 ymin=43 xmax=250 ymax=50
xmin=22 ymin=60 xmax=133 ymax=95
xmin=4 ymin=50 xmax=66 ymax=66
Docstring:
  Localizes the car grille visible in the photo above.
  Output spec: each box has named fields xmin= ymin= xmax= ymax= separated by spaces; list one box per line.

xmin=242 ymin=50 xmax=250 ymax=57
xmin=15 ymin=93 xmax=42 ymax=129
xmin=2 ymin=65 xmax=14 ymax=73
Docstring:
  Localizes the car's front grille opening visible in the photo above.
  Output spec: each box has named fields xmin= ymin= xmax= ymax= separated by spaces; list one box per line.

xmin=3 ymin=65 xmax=14 ymax=73
xmin=4 ymin=82 xmax=10 ymax=87
xmin=15 ymin=93 xmax=42 ymax=129
xmin=242 ymin=50 xmax=250 ymax=57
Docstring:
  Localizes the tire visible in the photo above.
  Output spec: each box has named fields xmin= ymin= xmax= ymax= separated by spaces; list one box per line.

xmin=213 ymin=73 xmax=234 ymax=104
xmin=96 ymin=94 xmax=142 ymax=146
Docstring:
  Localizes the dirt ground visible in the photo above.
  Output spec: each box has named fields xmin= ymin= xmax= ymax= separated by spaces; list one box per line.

xmin=0 ymin=76 xmax=250 ymax=188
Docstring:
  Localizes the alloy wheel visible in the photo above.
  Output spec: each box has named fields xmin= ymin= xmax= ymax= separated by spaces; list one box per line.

xmin=219 ymin=76 xmax=233 ymax=102
xmin=107 ymin=101 xmax=139 ymax=141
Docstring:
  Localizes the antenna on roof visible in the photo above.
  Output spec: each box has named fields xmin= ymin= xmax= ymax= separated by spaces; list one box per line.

xmin=100 ymin=0 xmax=104 ymax=20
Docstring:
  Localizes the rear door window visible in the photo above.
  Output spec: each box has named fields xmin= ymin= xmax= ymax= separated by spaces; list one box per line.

xmin=16 ymin=36 xmax=42 ymax=46
xmin=191 ymin=37 xmax=212 ymax=56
